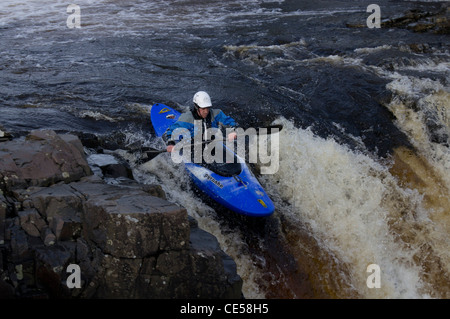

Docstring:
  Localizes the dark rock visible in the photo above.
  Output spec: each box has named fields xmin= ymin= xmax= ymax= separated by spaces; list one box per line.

xmin=35 ymin=244 xmax=73 ymax=297
xmin=0 ymin=129 xmax=243 ymax=299
xmin=347 ymin=3 xmax=449 ymax=34
xmin=102 ymin=163 xmax=133 ymax=179
xmin=95 ymin=256 xmax=143 ymax=298
xmin=86 ymin=152 xmax=134 ymax=179
xmin=189 ymin=226 xmax=243 ymax=298
xmin=41 ymin=227 xmax=56 ymax=247
xmin=19 ymin=184 xmax=84 ymax=225
xmin=94 ymin=176 xmax=167 ymax=200
xmin=0 ymin=278 xmax=15 ymax=299
xmin=59 ymin=133 xmax=85 ymax=157
xmin=15 ymin=259 xmax=36 ymax=289
xmin=14 ymin=184 xmax=84 ymax=242
xmin=18 ymin=208 xmax=46 ymax=237
xmin=0 ymin=130 xmax=92 ymax=191
xmin=407 ymin=21 xmax=435 ymax=33
xmin=141 ymin=184 xmax=166 ymax=200
xmin=9 ymin=225 xmax=30 ymax=262
xmin=50 ymin=215 xmax=82 ymax=241
xmin=76 ymin=132 xmax=100 ymax=150
xmin=0 ymin=194 xmax=6 ymax=245
xmin=409 ymin=43 xmax=430 ymax=53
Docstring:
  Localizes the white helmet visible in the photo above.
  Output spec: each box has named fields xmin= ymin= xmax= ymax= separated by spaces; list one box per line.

xmin=193 ymin=91 xmax=212 ymax=108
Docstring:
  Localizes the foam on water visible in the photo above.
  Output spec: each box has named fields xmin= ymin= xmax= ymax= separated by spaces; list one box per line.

xmin=385 ymin=74 xmax=450 ymax=256
xmin=261 ymin=118 xmax=449 ymax=298
xmin=121 ymin=109 xmax=449 ymax=298
xmin=0 ymin=0 xmax=277 ymax=37
xmin=0 ymin=0 xmax=369 ymax=43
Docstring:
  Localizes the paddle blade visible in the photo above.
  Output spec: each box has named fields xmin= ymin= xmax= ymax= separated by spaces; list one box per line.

xmin=134 ymin=148 xmax=166 ymax=164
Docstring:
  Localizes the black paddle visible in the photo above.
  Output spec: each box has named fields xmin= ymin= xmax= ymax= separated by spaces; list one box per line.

xmin=136 ymin=124 xmax=283 ymax=163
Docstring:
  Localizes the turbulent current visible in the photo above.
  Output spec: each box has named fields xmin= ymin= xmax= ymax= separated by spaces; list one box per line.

xmin=1 ymin=0 xmax=449 ymax=298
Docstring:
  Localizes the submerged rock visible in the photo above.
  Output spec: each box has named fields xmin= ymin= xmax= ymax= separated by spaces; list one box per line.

xmin=346 ymin=3 xmax=449 ymax=34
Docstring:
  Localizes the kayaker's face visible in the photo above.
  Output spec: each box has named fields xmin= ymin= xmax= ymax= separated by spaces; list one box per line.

xmin=197 ymin=107 xmax=210 ymax=119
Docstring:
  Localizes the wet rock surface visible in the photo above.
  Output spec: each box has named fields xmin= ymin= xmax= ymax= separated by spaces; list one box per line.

xmin=346 ymin=3 xmax=449 ymax=34
xmin=0 ymin=129 xmax=242 ymax=299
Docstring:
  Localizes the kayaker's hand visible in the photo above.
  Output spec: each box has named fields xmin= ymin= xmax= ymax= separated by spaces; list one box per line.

xmin=227 ymin=132 xmax=237 ymax=142
xmin=166 ymin=145 xmax=174 ymax=153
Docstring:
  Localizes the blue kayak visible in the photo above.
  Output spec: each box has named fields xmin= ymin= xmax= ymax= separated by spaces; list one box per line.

xmin=150 ymin=103 xmax=275 ymax=217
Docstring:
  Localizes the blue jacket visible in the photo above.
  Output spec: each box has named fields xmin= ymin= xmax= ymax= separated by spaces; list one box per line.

xmin=164 ymin=108 xmax=237 ymax=145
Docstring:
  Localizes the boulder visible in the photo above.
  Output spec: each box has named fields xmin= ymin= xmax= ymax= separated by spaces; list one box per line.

xmin=0 ymin=130 xmax=92 ymax=191
xmin=0 ymin=279 xmax=15 ymax=299
xmin=0 ymin=129 xmax=243 ymax=299
xmin=86 ymin=153 xmax=133 ymax=179
xmin=346 ymin=3 xmax=449 ymax=34
xmin=18 ymin=208 xmax=46 ymax=237
xmin=34 ymin=242 xmax=75 ymax=297
xmin=81 ymin=190 xmax=189 ymax=259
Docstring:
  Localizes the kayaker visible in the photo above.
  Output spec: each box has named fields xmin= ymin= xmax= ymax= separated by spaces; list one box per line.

xmin=164 ymin=91 xmax=238 ymax=153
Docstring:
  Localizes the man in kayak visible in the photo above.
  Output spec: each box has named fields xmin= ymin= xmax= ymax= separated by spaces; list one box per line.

xmin=164 ymin=91 xmax=238 ymax=154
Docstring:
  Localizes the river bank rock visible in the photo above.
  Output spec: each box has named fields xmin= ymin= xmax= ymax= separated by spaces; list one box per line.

xmin=346 ymin=3 xmax=449 ymax=34
xmin=0 ymin=129 xmax=242 ymax=299
xmin=0 ymin=130 xmax=92 ymax=190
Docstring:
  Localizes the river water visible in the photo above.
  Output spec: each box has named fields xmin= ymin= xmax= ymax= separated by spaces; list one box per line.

xmin=1 ymin=0 xmax=449 ymax=299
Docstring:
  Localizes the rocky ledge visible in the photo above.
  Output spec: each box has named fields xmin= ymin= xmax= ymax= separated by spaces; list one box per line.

xmin=0 ymin=129 xmax=242 ymax=299
xmin=346 ymin=3 xmax=449 ymax=34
